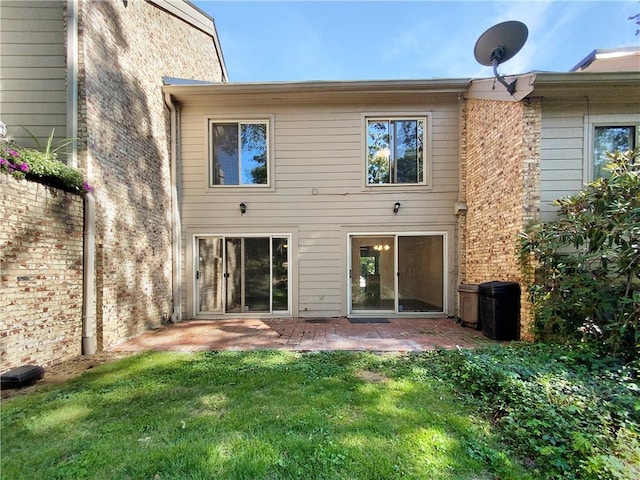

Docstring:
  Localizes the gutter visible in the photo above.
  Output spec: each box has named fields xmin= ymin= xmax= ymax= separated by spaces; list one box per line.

xmin=162 ymin=78 xmax=472 ymax=99
xmin=526 ymin=71 xmax=640 ymax=93
xmin=164 ymin=92 xmax=182 ymax=323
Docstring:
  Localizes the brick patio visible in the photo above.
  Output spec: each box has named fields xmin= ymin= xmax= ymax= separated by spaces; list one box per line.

xmin=111 ymin=317 xmax=493 ymax=353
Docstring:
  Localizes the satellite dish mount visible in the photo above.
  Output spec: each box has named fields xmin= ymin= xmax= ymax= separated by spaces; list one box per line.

xmin=489 ymin=45 xmax=516 ymax=94
xmin=474 ymin=21 xmax=528 ymax=95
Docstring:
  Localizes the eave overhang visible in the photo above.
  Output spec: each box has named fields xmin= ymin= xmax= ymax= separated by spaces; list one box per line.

xmin=164 ymin=72 xmax=639 ymax=106
xmin=527 ymin=71 xmax=640 ymax=101
xmin=467 ymin=71 xmax=640 ymax=102
xmin=163 ymin=78 xmax=472 ymax=105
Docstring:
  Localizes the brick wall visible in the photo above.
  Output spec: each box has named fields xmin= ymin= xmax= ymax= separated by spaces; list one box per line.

xmin=77 ymin=0 xmax=225 ymax=348
xmin=0 ymin=175 xmax=84 ymax=370
xmin=461 ymin=97 xmax=541 ymax=336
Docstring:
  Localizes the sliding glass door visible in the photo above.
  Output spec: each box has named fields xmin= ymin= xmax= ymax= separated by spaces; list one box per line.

xmin=397 ymin=235 xmax=443 ymax=312
xmin=196 ymin=235 xmax=289 ymax=316
xmin=350 ymin=236 xmax=395 ymax=312
xmin=349 ymin=234 xmax=444 ymax=314
xmin=197 ymin=237 xmax=223 ymax=313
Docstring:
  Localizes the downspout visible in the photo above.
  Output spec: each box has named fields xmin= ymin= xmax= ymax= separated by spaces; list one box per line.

xmin=164 ymin=92 xmax=182 ymax=323
xmin=454 ymin=82 xmax=472 ymax=316
xmin=82 ymin=191 xmax=97 ymax=354
xmin=66 ymin=0 xmax=78 ymax=168
xmin=66 ymin=0 xmax=96 ymax=354
xmin=456 ymin=80 xmax=473 ymax=212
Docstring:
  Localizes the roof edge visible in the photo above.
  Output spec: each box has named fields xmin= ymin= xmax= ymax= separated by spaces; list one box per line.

xmin=570 ymin=46 xmax=640 ymax=72
xmin=532 ymin=70 xmax=640 ymax=85
xmin=163 ymin=77 xmax=473 ymax=96
xmin=147 ymin=0 xmax=228 ymax=81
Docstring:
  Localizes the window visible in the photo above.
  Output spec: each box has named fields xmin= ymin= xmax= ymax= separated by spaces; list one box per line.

xmin=592 ymin=123 xmax=638 ymax=179
xmin=366 ymin=117 xmax=427 ymax=185
xmin=210 ymin=121 xmax=269 ymax=186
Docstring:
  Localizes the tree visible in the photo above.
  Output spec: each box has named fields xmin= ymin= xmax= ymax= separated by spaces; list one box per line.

xmin=519 ymin=148 xmax=639 ymax=357
xmin=630 ymin=12 xmax=640 ymax=36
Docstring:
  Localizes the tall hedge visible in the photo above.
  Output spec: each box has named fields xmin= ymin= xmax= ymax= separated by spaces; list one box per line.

xmin=520 ymin=148 xmax=639 ymax=358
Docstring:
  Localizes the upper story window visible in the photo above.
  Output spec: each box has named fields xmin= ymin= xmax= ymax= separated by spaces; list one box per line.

xmin=366 ymin=117 xmax=427 ymax=186
xmin=210 ymin=120 xmax=269 ymax=186
xmin=593 ymin=125 xmax=637 ymax=178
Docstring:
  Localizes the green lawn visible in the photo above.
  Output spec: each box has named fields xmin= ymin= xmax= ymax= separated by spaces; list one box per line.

xmin=1 ymin=350 xmax=535 ymax=480
xmin=3 ymin=347 xmax=638 ymax=480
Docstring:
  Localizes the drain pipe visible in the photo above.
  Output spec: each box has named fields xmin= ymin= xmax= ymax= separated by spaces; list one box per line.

xmin=65 ymin=0 xmax=78 ymax=168
xmin=164 ymin=92 xmax=182 ymax=323
xmin=66 ymin=0 xmax=96 ymax=354
xmin=82 ymin=190 xmax=97 ymax=354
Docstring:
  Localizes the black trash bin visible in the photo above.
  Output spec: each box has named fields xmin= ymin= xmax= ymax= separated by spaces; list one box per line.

xmin=479 ymin=281 xmax=520 ymax=341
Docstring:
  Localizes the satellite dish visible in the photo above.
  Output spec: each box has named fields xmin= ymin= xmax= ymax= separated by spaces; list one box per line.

xmin=474 ymin=21 xmax=528 ymax=95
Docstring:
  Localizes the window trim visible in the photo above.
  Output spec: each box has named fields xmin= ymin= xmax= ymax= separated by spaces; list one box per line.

xmin=361 ymin=113 xmax=432 ymax=189
xmin=207 ymin=116 xmax=274 ymax=189
xmin=584 ymin=114 xmax=640 ymax=182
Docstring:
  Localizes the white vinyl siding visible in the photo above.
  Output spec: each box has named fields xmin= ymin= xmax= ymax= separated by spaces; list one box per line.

xmin=0 ymin=1 xmax=67 ymax=147
xmin=540 ymin=100 xmax=640 ymax=221
xmin=178 ymin=98 xmax=461 ymax=318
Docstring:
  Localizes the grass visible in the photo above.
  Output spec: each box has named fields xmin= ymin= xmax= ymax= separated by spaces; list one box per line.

xmin=0 ymin=350 xmax=537 ymax=480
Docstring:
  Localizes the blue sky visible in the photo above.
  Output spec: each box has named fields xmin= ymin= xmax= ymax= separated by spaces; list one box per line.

xmin=194 ymin=1 xmax=640 ymax=82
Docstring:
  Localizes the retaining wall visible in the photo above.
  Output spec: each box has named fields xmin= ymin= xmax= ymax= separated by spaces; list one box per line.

xmin=0 ymin=175 xmax=84 ymax=370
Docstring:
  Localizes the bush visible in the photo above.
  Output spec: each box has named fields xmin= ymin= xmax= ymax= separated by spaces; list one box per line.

xmin=520 ymin=148 xmax=640 ymax=358
xmin=432 ymin=344 xmax=640 ymax=480
xmin=1 ymin=138 xmax=91 ymax=195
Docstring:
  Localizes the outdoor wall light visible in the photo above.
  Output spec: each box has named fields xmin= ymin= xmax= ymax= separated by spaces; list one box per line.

xmin=393 ymin=202 xmax=401 ymax=214
xmin=239 ymin=202 xmax=247 ymax=215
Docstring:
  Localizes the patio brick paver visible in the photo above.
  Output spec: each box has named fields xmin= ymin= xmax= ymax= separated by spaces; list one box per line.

xmin=111 ymin=317 xmax=493 ymax=353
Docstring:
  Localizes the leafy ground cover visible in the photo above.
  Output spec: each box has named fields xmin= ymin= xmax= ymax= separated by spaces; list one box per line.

xmin=1 ymin=347 xmax=637 ymax=479
xmin=429 ymin=344 xmax=640 ymax=480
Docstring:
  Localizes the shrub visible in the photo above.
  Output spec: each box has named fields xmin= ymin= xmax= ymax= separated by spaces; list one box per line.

xmin=433 ymin=344 xmax=640 ymax=480
xmin=0 ymin=136 xmax=91 ymax=195
xmin=519 ymin=148 xmax=640 ymax=358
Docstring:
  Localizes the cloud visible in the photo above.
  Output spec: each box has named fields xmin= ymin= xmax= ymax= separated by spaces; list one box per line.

xmin=204 ymin=0 xmax=638 ymax=82
xmin=373 ymin=4 xmax=484 ymax=78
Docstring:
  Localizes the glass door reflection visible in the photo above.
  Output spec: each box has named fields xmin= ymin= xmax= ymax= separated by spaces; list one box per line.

xmin=350 ymin=236 xmax=395 ymax=312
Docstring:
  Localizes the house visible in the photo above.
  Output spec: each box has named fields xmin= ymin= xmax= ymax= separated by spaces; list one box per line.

xmin=1 ymin=0 xmax=638 ymax=370
xmin=571 ymin=46 xmax=640 ymax=72
xmin=0 ymin=0 xmax=226 ymax=369
xmin=162 ymin=68 xmax=640 ymax=324
xmin=162 ymin=79 xmax=468 ymax=320
xmin=463 ymin=71 xmax=639 ymax=330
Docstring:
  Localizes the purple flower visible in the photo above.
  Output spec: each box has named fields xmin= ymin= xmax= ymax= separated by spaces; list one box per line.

xmin=0 ymin=157 xmax=7 ymax=166
xmin=83 ymin=181 xmax=93 ymax=192
xmin=8 ymin=149 xmax=18 ymax=157
xmin=20 ymin=162 xmax=29 ymax=172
